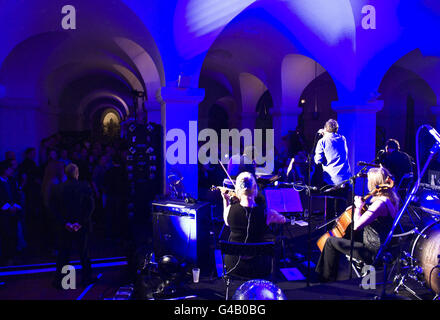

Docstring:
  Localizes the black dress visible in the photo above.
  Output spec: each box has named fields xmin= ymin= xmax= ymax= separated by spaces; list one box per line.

xmin=224 ymin=203 xmax=272 ymax=278
xmin=315 ymin=198 xmax=395 ymax=282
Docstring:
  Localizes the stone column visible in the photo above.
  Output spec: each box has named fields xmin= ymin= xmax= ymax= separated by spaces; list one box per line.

xmin=160 ymin=87 xmax=205 ymax=198
xmin=0 ymin=97 xmax=58 ymax=163
xmin=332 ymin=100 xmax=384 ymax=193
xmin=271 ymin=106 xmax=302 ymax=149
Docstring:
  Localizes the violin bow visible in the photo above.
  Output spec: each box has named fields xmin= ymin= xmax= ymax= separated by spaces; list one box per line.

xmin=218 ymin=156 xmax=236 ymax=189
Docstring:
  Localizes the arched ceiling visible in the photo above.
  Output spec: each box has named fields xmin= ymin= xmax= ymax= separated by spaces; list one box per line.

xmin=0 ymin=0 xmax=440 ymax=117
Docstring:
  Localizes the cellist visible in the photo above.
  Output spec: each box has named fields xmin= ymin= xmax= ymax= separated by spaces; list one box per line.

xmin=315 ymin=167 xmax=399 ymax=282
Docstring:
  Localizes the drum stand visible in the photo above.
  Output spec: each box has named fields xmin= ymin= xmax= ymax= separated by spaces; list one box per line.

xmin=393 ymin=272 xmax=424 ymax=300
xmin=375 ymin=141 xmax=440 ymax=265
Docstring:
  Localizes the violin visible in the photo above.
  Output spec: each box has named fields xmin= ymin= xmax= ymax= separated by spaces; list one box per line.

xmin=210 ymin=185 xmax=238 ymax=198
xmin=316 ymin=177 xmax=394 ymax=252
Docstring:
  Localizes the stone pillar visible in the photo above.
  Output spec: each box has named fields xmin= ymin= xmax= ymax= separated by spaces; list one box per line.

xmin=0 ymin=97 xmax=58 ymax=163
xmin=145 ymin=97 xmax=162 ymax=125
xmin=332 ymin=100 xmax=383 ymax=193
xmin=271 ymin=106 xmax=302 ymax=150
xmin=160 ymin=87 xmax=205 ymax=198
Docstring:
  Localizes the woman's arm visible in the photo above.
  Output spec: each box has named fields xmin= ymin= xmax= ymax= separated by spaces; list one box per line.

xmin=266 ymin=209 xmax=287 ymax=226
xmin=222 ymin=192 xmax=231 ymax=226
xmin=353 ymin=198 xmax=384 ymax=231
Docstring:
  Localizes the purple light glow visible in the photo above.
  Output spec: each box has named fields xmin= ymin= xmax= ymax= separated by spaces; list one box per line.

xmin=174 ymin=0 xmax=256 ymax=58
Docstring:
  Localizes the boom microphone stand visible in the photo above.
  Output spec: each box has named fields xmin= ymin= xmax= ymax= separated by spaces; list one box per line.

xmin=319 ymin=164 xmax=368 ymax=280
xmin=304 ymin=132 xmax=321 ymax=287
xmin=279 ymin=181 xmax=316 ymax=287
xmin=348 ymin=165 xmax=368 ymax=279
xmin=375 ymin=140 xmax=440 ymax=264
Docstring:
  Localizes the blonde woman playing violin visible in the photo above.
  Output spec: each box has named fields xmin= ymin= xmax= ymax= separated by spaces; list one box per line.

xmin=315 ymin=167 xmax=399 ymax=282
xmin=219 ymin=171 xmax=286 ymax=278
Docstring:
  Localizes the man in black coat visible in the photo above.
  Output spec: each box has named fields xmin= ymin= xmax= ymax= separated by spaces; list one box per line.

xmin=51 ymin=163 xmax=95 ymax=287
xmin=376 ymin=139 xmax=414 ymax=187
xmin=0 ymin=160 xmax=22 ymax=265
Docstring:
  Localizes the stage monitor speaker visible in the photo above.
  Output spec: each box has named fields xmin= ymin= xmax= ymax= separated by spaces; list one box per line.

xmin=152 ymin=200 xmax=214 ymax=274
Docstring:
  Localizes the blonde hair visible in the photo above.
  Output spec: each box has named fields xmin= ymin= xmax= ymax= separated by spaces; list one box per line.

xmin=367 ymin=167 xmax=399 ymax=208
xmin=235 ymin=171 xmax=258 ymax=198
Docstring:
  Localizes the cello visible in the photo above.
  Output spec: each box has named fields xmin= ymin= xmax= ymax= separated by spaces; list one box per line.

xmin=316 ymin=177 xmax=394 ymax=252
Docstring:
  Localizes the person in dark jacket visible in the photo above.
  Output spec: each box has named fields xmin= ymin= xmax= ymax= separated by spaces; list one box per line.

xmin=0 ymin=160 xmax=22 ymax=265
xmin=376 ymin=139 xmax=414 ymax=189
xmin=51 ymin=163 xmax=95 ymax=287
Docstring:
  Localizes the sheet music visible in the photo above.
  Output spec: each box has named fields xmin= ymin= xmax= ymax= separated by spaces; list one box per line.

xmin=265 ymin=188 xmax=303 ymax=213
xmin=265 ymin=189 xmax=286 ymax=212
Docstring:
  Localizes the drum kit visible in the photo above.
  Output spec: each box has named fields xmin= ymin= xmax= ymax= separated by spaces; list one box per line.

xmin=391 ymin=193 xmax=440 ymax=300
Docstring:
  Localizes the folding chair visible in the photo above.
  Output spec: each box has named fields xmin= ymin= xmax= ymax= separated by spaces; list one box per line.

xmin=218 ymin=240 xmax=276 ymax=300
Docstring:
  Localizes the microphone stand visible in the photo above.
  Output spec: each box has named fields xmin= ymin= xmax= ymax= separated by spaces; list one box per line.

xmin=305 ymin=132 xmax=321 ymax=287
xmin=375 ymin=142 xmax=440 ymax=264
xmin=289 ymin=182 xmax=315 ymax=287
xmin=347 ymin=165 xmax=369 ymax=279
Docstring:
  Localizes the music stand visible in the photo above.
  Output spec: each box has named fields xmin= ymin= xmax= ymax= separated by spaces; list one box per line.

xmin=265 ymin=188 xmax=303 ymax=266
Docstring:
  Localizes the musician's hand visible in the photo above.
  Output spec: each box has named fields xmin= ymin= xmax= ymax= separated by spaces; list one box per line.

xmin=220 ymin=189 xmax=229 ymax=199
xmin=72 ymin=223 xmax=82 ymax=232
xmin=318 ymin=128 xmax=325 ymax=135
xmin=354 ymin=196 xmax=365 ymax=209
xmin=266 ymin=209 xmax=287 ymax=225
xmin=65 ymin=223 xmax=74 ymax=232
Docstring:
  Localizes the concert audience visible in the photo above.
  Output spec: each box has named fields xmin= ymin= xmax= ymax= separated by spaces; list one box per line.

xmin=0 ymin=160 xmax=22 ymax=265
xmin=0 ymin=132 xmax=130 ymax=265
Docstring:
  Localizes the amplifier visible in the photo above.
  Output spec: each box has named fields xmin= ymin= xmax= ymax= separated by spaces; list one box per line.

xmin=151 ymin=200 xmax=214 ymax=274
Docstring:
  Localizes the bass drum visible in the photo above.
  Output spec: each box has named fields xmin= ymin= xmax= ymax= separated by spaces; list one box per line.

xmin=410 ymin=220 xmax=440 ymax=294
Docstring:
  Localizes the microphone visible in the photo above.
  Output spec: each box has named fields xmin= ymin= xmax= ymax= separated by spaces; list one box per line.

xmin=274 ymin=181 xmax=294 ymax=187
xmin=274 ymin=181 xmax=317 ymax=191
xmin=317 ymin=129 xmax=325 ymax=136
xmin=425 ymin=125 xmax=440 ymax=145
xmin=358 ymin=161 xmax=381 ymax=168
xmin=324 ymin=183 xmax=347 ymax=192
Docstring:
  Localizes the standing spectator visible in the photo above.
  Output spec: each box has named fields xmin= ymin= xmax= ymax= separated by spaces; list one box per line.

xmin=0 ymin=160 xmax=22 ymax=265
xmin=102 ymin=155 xmax=128 ymax=240
xmin=41 ymin=161 xmax=66 ymax=254
xmin=51 ymin=163 xmax=95 ymax=288
xmin=17 ymin=148 xmax=42 ymax=253
xmin=59 ymin=149 xmax=71 ymax=167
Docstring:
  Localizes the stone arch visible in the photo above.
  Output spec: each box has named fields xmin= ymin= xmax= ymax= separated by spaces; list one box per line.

xmin=239 ymin=72 xmax=268 ymax=130
xmin=378 ymin=65 xmax=437 ymax=155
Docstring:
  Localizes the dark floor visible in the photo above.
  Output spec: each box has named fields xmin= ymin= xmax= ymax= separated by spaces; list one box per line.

xmin=0 ymin=200 xmax=437 ymax=300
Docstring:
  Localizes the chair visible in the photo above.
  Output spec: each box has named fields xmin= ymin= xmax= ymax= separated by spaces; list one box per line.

xmin=218 ymin=240 xmax=276 ymax=300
